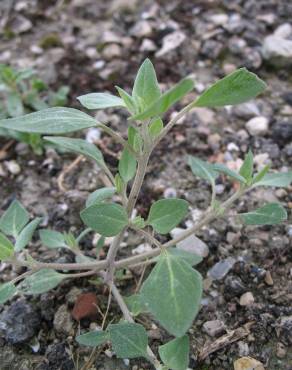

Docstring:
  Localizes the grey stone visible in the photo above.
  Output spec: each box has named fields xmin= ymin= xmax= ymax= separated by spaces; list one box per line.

xmin=239 ymin=292 xmax=255 ymax=306
xmin=53 ymin=304 xmax=73 ymax=334
xmin=203 ymin=320 xmax=225 ymax=337
xmin=245 ymin=116 xmax=269 ymax=136
xmin=155 ymin=31 xmax=186 ymax=58
xmin=208 ymin=257 xmax=236 ymax=280
xmin=175 ymin=232 xmax=209 ymax=258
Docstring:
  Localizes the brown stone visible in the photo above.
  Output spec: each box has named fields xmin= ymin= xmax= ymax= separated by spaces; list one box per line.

xmin=72 ymin=292 xmax=99 ymax=321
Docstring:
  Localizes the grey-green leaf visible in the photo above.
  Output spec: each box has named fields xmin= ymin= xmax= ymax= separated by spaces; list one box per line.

xmin=0 ymin=282 xmax=17 ymax=304
xmin=131 ymin=78 xmax=194 ymax=121
xmin=77 ymin=93 xmax=126 ymax=110
xmin=86 ymin=187 xmax=116 ymax=207
xmin=39 ymin=229 xmax=67 ymax=249
xmin=15 ymin=217 xmax=42 ymax=252
xmin=159 ymin=335 xmax=189 ymax=370
xmin=6 ymin=92 xmax=24 ymax=117
xmin=116 ymin=86 xmax=136 ymax=114
xmin=18 ymin=269 xmax=66 ymax=295
xmin=80 ymin=203 xmax=128 ymax=237
xmin=140 ymin=252 xmax=203 ymax=337
xmin=213 ymin=163 xmax=246 ymax=183
xmin=147 ymin=199 xmax=189 ymax=234
xmin=194 ymin=68 xmax=267 ymax=107
xmin=168 ymin=248 xmax=202 ymax=266
xmin=109 ymin=322 xmax=148 ymax=359
xmin=239 ymin=150 xmax=253 ymax=183
xmin=188 ymin=156 xmax=217 ymax=184
xmin=239 ymin=203 xmax=287 ymax=225
xmin=76 ymin=330 xmax=109 ymax=347
xmin=0 ymin=107 xmax=97 ymax=134
xmin=118 ymin=148 xmax=137 ymax=183
xmin=124 ymin=294 xmax=148 ymax=316
xmin=149 ymin=118 xmax=163 ymax=138
xmin=0 ymin=200 xmax=29 ymax=237
xmin=253 ymin=172 xmax=292 ymax=188
xmin=0 ymin=233 xmax=14 ymax=261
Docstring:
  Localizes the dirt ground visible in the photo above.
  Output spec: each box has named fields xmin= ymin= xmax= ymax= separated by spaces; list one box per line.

xmin=0 ymin=1 xmax=291 ymax=369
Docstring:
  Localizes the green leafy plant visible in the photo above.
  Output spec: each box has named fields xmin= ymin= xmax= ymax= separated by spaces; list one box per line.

xmin=0 ymin=63 xmax=69 ymax=154
xmin=0 ymin=59 xmax=291 ymax=369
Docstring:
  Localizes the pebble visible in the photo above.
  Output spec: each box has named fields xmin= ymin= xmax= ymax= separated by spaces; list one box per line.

xmin=239 ymin=292 xmax=255 ymax=306
xmin=203 ymin=320 xmax=225 ymax=337
xmin=233 ymin=102 xmax=260 ymax=119
xmin=53 ymin=304 xmax=74 ymax=334
xmin=264 ymin=271 xmax=273 ymax=286
xmin=156 ymin=31 xmax=186 ymax=57
xmin=132 ymin=243 xmax=153 ymax=254
xmin=272 ymin=121 xmax=292 ymax=144
xmin=224 ymin=275 xmax=246 ymax=297
xmin=245 ymin=116 xmax=269 ymax=136
xmin=140 ymin=38 xmax=157 ymax=52
xmin=208 ymin=257 xmax=236 ymax=280
xmin=209 ymin=13 xmax=228 ymax=26
xmin=5 ymin=160 xmax=21 ymax=175
xmin=176 ymin=232 xmax=209 ymax=258
xmin=86 ymin=128 xmax=101 ymax=143
xmin=276 ymin=342 xmax=287 ymax=359
xmin=72 ymin=292 xmax=99 ymax=321
xmin=0 ymin=300 xmax=41 ymax=344
xmin=163 ymin=187 xmax=177 ymax=198
xmin=130 ymin=20 xmax=152 ymax=37
xmin=234 ymin=357 xmax=265 ymax=370
xmin=102 ymin=44 xmax=122 ymax=60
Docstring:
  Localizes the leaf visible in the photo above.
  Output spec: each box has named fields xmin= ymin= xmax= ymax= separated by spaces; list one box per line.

xmin=86 ymin=187 xmax=116 ymax=207
xmin=77 ymin=93 xmax=125 ymax=110
xmin=188 ymin=156 xmax=217 ymax=184
xmin=239 ymin=203 xmax=287 ymax=225
xmin=6 ymin=92 xmax=24 ymax=117
xmin=213 ymin=163 xmax=246 ymax=183
xmin=0 ymin=200 xmax=29 ymax=237
xmin=149 ymin=118 xmax=163 ymax=138
xmin=0 ymin=282 xmax=17 ymax=304
xmin=15 ymin=217 xmax=42 ymax=252
xmin=114 ymin=173 xmax=124 ymax=194
xmin=0 ymin=233 xmax=14 ymax=261
xmin=128 ymin=127 xmax=143 ymax=152
xmin=39 ymin=230 xmax=67 ymax=248
xmin=118 ymin=148 xmax=137 ymax=183
xmin=131 ymin=78 xmax=194 ymax=121
xmin=132 ymin=58 xmax=161 ymax=110
xmin=239 ymin=150 xmax=253 ymax=183
xmin=76 ymin=330 xmax=109 ymax=347
xmin=194 ymin=68 xmax=267 ymax=107
xmin=18 ymin=269 xmax=66 ymax=294
xmin=140 ymin=252 xmax=202 ymax=337
xmin=253 ymin=172 xmax=292 ymax=187
xmin=168 ymin=248 xmax=202 ymax=266
xmin=147 ymin=199 xmax=189 ymax=234
xmin=80 ymin=203 xmax=128 ymax=237
xmin=0 ymin=107 xmax=97 ymax=134
xmin=252 ymin=165 xmax=270 ymax=185
xmin=44 ymin=137 xmax=105 ymax=168
xmin=159 ymin=335 xmax=189 ymax=370
xmin=109 ymin=322 xmax=148 ymax=359
xmin=116 ymin=86 xmax=136 ymax=113
xmin=124 ymin=294 xmax=148 ymax=316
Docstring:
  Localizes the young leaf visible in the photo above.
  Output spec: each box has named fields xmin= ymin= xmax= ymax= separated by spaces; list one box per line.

xmin=253 ymin=171 xmax=292 ymax=187
xmin=213 ymin=163 xmax=246 ymax=184
xmin=252 ymin=164 xmax=270 ymax=185
xmin=86 ymin=187 xmax=116 ymax=207
xmin=76 ymin=330 xmax=109 ymax=347
xmin=168 ymin=248 xmax=202 ymax=266
xmin=80 ymin=203 xmax=128 ymax=237
xmin=0 ymin=233 xmax=14 ymax=261
xmin=0 ymin=107 xmax=97 ymax=134
xmin=147 ymin=199 xmax=189 ymax=234
xmin=0 ymin=282 xmax=17 ymax=304
xmin=118 ymin=148 xmax=137 ymax=183
xmin=124 ymin=294 xmax=148 ymax=316
xmin=0 ymin=200 xmax=29 ymax=237
xmin=109 ymin=322 xmax=148 ymax=359
xmin=15 ymin=217 xmax=42 ymax=252
xmin=149 ymin=118 xmax=163 ymax=138
xmin=194 ymin=68 xmax=267 ymax=107
xmin=159 ymin=335 xmax=189 ymax=370
xmin=128 ymin=127 xmax=143 ymax=152
xmin=239 ymin=203 xmax=287 ymax=225
xmin=239 ymin=150 xmax=253 ymax=183
xmin=140 ymin=252 xmax=202 ymax=337
xmin=77 ymin=93 xmax=126 ymax=110
xmin=132 ymin=58 xmax=161 ymax=110
xmin=114 ymin=173 xmax=125 ymax=194
xmin=6 ymin=92 xmax=24 ymax=117
xmin=188 ymin=156 xmax=218 ymax=184
xmin=64 ymin=232 xmax=78 ymax=249
xmin=39 ymin=230 xmax=67 ymax=249
xmin=44 ymin=137 xmax=105 ymax=168
xmin=116 ymin=86 xmax=136 ymax=113
xmin=18 ymin=269 xmax=66 ymax=294
xmin=131 ymin=78 xmax=194 ymax=121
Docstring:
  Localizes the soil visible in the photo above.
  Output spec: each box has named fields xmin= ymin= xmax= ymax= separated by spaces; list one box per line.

xmin=0 ymin=1 xmax=292 ymax=369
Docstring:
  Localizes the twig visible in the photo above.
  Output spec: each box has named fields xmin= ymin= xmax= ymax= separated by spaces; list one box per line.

xmin=57 ymin=155 xmax=84 ymax=192
xmin=0 ymin=140 xmax=15 ymax=160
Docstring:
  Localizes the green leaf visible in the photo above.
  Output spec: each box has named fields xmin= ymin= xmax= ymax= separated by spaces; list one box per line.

xmin=239 ymin=203 xmax=287 ymax=225
xmin=252 ymin=165 xmax=270 ymax=185
xmin=131 ymin=215 xmax=146 ymax=229
xmin=0 ymin=107 xmax=97 ymax=134
xmin=18 ymin=269 xmax=66 ymax=294
xmin=77 ymin=93 xmax=125 ymax=110
xmin=188 ymin=156 xmax=217 ymax=184
xmin=64 ymin=232 xmax=78 ymax=249
xmin=86 ymin=187 xmax=116 ymax=207
xmin=253 ymin=172 xmax=292 ymax=187
xmin=168 ymin=248 xmax=202 ymax=266
xmin=114 ymin=173 xmax=125 ymax=194
xmin=76 ymin=330 xmax=109 ymax=347
xmin=194 ymin=68 xmax=267 ymax=107
xmin=147 ymin=199 xmax=189 ymax=234
xmin=39 ymin=229 xmax=67 ymax=248
xmin=0 ymin=282 xmax=17 ymax=304
xmin=131 ymin=78 xmax=194 ymax=121
xmin=159 ymin=335 xmax=189 ymax=370
xmin=44 ymin=136 xmax=105 ymax=168
xmin=0 ymin=233 xmax=14 ymax=260
xmin=213 ymin=163 xmax=247 ymax=183
xmin=80 ymin=203 xmax=128 ymax=237
xmin=239 ymin=150 xmax=253 ymax=183
xmin=118 ymin=148 xmax=137 ymax=183
xmin=15 ymin=217 xmax=42 ymax=252
xmin=132 ymin=58 xmax=161 ymax=110
xmin=128 ymin=127 xmax=143 ymax=152
xmin=6 ymin=92 xmax=24 ymax=117
xmin=149 ymin=118 xmax=163 ymax=138
xmin=124 ymin=294 xmax=148 ymax=316
xmin=109 ymin=322 xmax=148 ymax=359
xmin=116 ymin=86 xmax=136 ymax=113
xmin=140 ymin=252 xmax=202 ymax=337
xmin=0 ymin=200 xmax=29 ymax=237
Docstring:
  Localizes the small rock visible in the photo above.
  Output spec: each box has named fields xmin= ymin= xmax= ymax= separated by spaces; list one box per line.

xmin=225 ymin=275 xmax=246 ymax=297
xmin=86 ymin=128 xmax=101 ymax=143
xmin=163 ymin=187 xmax=177 ymax=198
xmin=234 ymin=357 xmax=265 ymax=370
xmin=53 ymin=304 xmax=74 ymax=334
xmin=72 ymin=293 xmax=99 ymax=321
xmin=272 ymin=121 xmax=292 ymax=144
xmin=227 ymin=232 xmax=240 ymax=245
xmin=276 ymin=315 xmax=292 ymax=344
xmin=276 ymin=342 xmax=286 ymax=358
xmin=208 ymin=257 xmax=236 ymax=280
xmin=238 ymin=341 xmax=249 ymax=356
xmin=66 ymin=287 xmax=82 ymax=305
xmin=239 ymin=292 xmax=255 ymax=306
xmin=264 ymin=271 xmax=273 ymax=286
xmin=140 ymin=38 xmax=157 ymax=52
xmin=176 ymin=233 xmax=209 ymax=258
xmin=5 ymin=160 xmax=21 ymax=175
xmin=203 ymin=320 xmax=225 ymax=337
xmin=195 ymin=107 xmax=215 ymax=125
xmin=132 ymin=243 xmax=153 ymax=254
xmin=102 ymin=44 xmax=122 ymax=60
xmin=245 ymin=116 xmax=269 ymax=136
xmin=209 ymin=13 xmax=228 ymax=26
xmin=254 ymin=153 xmax=270 ymax=170
xmin=10 ymin=15 xmax=32 ymax=34
xmin=233 ymin=102 xmax=260 ymax=119
xmin=130 ymin=20 xmax=152 ymax=37
xmin=156 ymin=31 xmax=186 ymax=57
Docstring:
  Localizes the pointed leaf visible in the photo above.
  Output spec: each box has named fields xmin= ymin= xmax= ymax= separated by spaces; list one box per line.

xmin=194 ymin=68 xmax=267 ymax=107
xmin=77 ymin=93 xmax=125 ymax=110
xmin=0 ymin=200 xmax=29 ymax=237
xmin=86 ymin=187 xmax=116 ymax=207
xmin=0 ymin=107 xmax=97 ymax=134
xmin=253 ymin=172 xmax=292 ymax=187
xmin=80 ymin=203 xmax=128 ymax=237
xmin=149 ymin=118 xmax=163 ymax=138
xmin=239 ymin=203 xmax=287 ymax=225
xmin=239 ymin=150 xmax=253 ymax=183
xmin=213 ymin=163 xmax=246 ymax=183
xmin=76 ymin=330 xmax=109 ymax=347
xmin=0 ymin=233 xmax=14 ymax=261
xmin=128 ymin=126 xmax=143 ymax=152
xmin=124 ymin=294 xmax=148 ymax=316
xmin=147 ymin=199 xmax=189 ymax=234
xmin=15 ymin=217 xmax=42 ymax=252
xmin=0 ymin=282 xmax=17 ymax=304
xmin=188 ymin=156 xmax=217 ymax=184
xmin=118 ymin=148 xmax=137 ymax=183
xmin=116 ymin=86 xmax=136 ymax=113
xmin=159 ymin=335 xmax=189 ymax=370
xmin=39 ymin=230 xmax=67 ymax=249
xmin=252 ymin=164 xmax=270 ymax=185
xmin=6 ymin=92 xmax=24 ymax=117
xmin=18 ymin=269 xmax=66 ymax=294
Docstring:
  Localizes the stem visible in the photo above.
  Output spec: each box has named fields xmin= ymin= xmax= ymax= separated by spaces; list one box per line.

xmin=76 ymin=228 xmax=92 ymax=243
xmin=104 ymin=229 xmax=126 ymax=282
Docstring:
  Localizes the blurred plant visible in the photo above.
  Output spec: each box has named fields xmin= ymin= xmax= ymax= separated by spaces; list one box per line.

xmin=0 ymin=63 xmax=69 ymax=154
